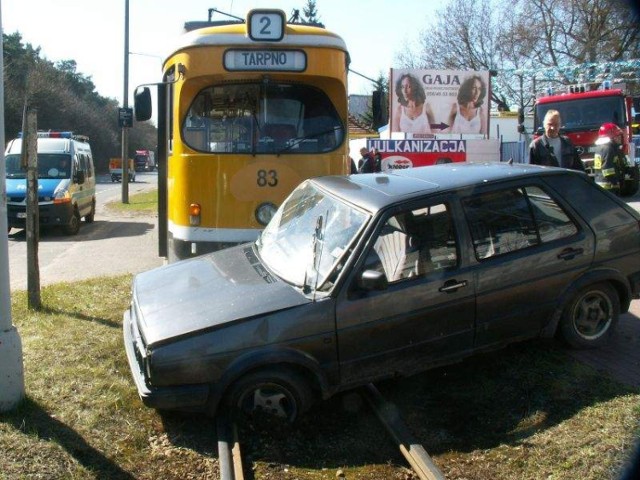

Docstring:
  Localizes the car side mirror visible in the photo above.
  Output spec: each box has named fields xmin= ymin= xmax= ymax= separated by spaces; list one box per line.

xmin=517 ymin=124 xmax=525 ymax=134
xmin=74 ymin=171 xmax=85 ymax=184
xmin=357 ymin=269 xmax=388 ymax=291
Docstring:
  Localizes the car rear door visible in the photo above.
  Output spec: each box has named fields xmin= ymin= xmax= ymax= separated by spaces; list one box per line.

xmin=461 ymin=181 xmax=595 ymax=347
xmin=334 ymin=195 xmax=476 ymax=385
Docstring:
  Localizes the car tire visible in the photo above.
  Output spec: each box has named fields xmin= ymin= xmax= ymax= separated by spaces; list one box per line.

xmin=85 ymin=200 xmax=96 ymax=223
xmin=63 ymin=209 xmax=81 ymax=235
xmin=559 ymin=282 xmax=619 ymax=349
xmin=225 ymin=368 xmax=314 ymax=422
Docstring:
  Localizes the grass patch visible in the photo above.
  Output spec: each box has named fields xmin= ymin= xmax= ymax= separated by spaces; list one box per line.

xmin=105 ymin=189 xmax=157 ymax=215
xmin=2 ymin=277 xmax=639 ymax=479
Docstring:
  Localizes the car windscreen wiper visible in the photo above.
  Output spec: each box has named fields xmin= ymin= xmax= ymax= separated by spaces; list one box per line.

xmin=303 ymin=213 xmax=326 ymax=296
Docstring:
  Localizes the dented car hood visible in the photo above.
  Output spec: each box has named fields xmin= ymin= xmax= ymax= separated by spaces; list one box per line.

xmin=132 ymin=244 xmax=310 ymax=346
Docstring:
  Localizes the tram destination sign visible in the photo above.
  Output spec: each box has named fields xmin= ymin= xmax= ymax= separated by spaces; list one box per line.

xmin=224 ymin=49 xmax=306 ymax=72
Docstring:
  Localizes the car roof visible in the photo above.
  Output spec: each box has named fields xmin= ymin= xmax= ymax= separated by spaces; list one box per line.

xmin=311 ymin=162 xmax=578 ymax=213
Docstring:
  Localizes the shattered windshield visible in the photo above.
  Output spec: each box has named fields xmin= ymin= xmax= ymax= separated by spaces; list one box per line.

xmin=182 ymin=82 xmax=344 ymax=154
xmin=256 ymin=180 xmax=369 ymax=291
xmin=5 ymin=153 xmax=72 ymax=179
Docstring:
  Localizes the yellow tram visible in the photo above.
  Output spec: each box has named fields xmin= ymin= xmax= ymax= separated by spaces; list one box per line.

xmin=135 ymin=9 xmax=350 ymax=261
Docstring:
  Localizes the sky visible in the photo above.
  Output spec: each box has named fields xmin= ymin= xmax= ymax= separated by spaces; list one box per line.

xmin=1 ymin=0 xmax=437 ymax=105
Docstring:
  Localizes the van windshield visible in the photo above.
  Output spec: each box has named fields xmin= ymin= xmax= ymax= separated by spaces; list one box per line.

xmin=5 ymin=154 xmax=72 ymax=179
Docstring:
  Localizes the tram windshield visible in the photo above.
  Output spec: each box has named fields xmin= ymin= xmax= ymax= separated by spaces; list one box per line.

xmin=182 ymin=82 xmax=344 ymax=154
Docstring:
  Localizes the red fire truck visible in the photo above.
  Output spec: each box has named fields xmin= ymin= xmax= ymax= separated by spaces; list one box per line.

xmin=533 ymin=83 xmax=639 ymax=196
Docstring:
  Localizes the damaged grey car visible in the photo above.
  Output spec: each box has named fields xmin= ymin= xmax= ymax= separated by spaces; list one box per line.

xmin=124 ymin=163 xmax=640 ymax=421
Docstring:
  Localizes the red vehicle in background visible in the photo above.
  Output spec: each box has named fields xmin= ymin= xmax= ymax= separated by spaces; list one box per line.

xmin=133 ymin=149 xmax=156 ymax=172
xmin=533 ymin=82 xmax=639 ymax=196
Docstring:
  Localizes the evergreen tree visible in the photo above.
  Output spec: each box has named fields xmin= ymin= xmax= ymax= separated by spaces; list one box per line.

xmin=2 ymin=32 xmax=157 ymax=173
xmin=303 ymin=0 xmax=324 ymax=27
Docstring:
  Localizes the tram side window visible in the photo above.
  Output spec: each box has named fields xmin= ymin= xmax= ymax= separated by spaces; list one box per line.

xmin=182 ymin=83 xmax=344 ymax=154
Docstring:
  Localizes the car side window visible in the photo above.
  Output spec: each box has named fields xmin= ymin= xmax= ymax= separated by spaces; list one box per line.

xmin=363 ymin=203 xmax=458 ymax=283
xmin=86 ymin=154 xmax=94 ymax=178
xmin=525 ymin=185 xmax=577 ymax=242
xmin=78 ymin=154 xmax=87 ymax=174
xmin=463 ymin=185 xmax=577 ymax=260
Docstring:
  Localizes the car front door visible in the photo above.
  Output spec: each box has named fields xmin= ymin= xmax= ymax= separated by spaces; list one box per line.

xmin=334 ymin=197 xmax=476 ymax=385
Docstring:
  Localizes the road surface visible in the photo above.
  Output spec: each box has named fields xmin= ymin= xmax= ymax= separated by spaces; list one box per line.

xmin=7 ymin=172 xmax=164 ymax=291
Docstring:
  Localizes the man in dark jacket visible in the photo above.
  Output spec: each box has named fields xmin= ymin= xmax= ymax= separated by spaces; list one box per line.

xmin=358 ymin=147 xmax=374 ymax=173
xmin=529 ymin=109 xmax=584 ymax=171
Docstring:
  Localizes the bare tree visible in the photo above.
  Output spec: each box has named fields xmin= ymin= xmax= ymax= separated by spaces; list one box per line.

xmin=397 ymin=0 xmax=640 ymax=111
xmin=397 ymin=0 xmax=522 ymax=110
xmin=520 ymin=0 xmax=639 ymax=67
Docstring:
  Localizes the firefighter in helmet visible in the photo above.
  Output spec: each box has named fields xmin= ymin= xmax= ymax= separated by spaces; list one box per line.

xmin=593 ymin=122 xmax=625 ymax=193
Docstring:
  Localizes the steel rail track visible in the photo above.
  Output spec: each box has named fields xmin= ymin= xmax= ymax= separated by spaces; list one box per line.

xmin=216 ymin=383 xmax=445 ymax=480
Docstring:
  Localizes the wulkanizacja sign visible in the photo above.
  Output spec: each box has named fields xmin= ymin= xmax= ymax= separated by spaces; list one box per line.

xmin=367 ymin=139 xmax=467 ymax=170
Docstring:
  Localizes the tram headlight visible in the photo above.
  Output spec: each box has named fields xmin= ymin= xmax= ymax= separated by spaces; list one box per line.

xmin=189 ymin=203 xmax=201 ymax=226
xmin=256 ymin=202 xmax=277 ymax=226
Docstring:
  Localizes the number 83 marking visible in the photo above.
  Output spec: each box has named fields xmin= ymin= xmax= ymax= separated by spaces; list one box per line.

xmin=257 ymin=169 xmax=278 ymax=187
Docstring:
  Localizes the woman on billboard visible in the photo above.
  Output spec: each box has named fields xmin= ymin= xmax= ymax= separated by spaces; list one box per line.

xmin=447 ymin=74 xmax=488 ymax=135
xmin=392 ymin=73 xmax=436 ymax=135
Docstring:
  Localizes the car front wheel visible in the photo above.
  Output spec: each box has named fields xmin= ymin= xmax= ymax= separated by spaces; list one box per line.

xmin=559 ymin=282 xmax=619 ymax=349
xmin=62 ymin=209 xmax=81 ymax=235
xmin=85 ymin=200 xmax=96 ymax=223
xmin=225 ymin=368 xmax=314 ymax=423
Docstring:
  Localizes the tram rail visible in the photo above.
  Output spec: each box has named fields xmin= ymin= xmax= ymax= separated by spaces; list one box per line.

xmin=216 ymin=383 xmax=445 ymax=480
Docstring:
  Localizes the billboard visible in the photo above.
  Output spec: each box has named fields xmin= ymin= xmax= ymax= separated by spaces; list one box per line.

xmin=390 ymin=69 xmax=490 ymax=137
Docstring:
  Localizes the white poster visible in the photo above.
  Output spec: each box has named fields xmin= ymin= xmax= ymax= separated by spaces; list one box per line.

xmin=390 ymin=69 xmax=490 ymax=138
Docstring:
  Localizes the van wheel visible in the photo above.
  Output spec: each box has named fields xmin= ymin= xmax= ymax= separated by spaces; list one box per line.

xmin=559 ymin=282 xmax=619 ymax=349
xmin=225 ymin=368 xmax=314 ymax=423
xmin=63 ymin=210 xmax=81 ymax=235
xmin=85 ymin=201 xmax=96 ymax=223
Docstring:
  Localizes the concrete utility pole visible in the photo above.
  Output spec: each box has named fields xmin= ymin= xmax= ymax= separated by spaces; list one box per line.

xmin=121 ymin=0 xmax=130 ymax=203
xmin=0 ymin=3 xmax=26 ymax=412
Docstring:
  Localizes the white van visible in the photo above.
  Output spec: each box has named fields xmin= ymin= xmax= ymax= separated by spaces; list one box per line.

xmin=4 ymin=131 xmax=96 ymax=235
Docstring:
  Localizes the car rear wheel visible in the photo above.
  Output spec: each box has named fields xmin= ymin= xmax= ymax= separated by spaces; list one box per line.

xmin=559 ymin=282 xmax=619 ymax=349
xmin=225 ymin=368 xmax=314 ymax=423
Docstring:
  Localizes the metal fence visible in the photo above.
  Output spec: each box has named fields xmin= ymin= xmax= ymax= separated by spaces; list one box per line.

xmin=501 ymin=137 xmax=640 ymax=165
xmin=501 ymin=141 xmax=527 ymax=163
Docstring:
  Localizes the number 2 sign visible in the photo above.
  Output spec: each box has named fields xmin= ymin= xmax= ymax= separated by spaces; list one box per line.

xmin=248 ymin=9 xmax=286 ymax=42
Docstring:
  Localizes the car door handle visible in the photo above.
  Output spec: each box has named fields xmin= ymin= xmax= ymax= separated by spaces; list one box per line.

xmin=557 ymin=247 xmax=584 ymax=261
xmin=439 ymin=279 xmax=468 ymax=293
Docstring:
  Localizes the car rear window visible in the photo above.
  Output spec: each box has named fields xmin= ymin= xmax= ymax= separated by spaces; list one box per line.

xmin=542 ymin=174 xmax=640 ymax=230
